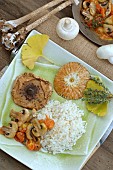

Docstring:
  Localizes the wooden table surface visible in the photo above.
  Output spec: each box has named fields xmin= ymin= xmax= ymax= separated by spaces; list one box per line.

xmin=0 ymin=0 xmax=113 ymax=170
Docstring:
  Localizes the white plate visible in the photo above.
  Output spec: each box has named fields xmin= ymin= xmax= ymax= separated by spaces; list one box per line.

xmin=0 ymin=30 xmax=113 ymax=170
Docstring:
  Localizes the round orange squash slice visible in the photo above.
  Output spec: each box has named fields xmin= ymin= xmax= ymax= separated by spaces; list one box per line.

xmin=54 ymin=62 xmax=90 ymax=100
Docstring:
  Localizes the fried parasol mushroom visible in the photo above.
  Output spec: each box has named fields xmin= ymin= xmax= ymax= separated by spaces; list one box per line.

xmin=11 ymin=73 xmax=52 ymax=110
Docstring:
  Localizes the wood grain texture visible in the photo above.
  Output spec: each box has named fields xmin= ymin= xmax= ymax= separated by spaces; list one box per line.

xmin=0 ymin=0 xmax=113 ymax=170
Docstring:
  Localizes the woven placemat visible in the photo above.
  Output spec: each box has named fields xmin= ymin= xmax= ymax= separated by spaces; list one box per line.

xmin=29 ymin=13 xmax=113 ymax=81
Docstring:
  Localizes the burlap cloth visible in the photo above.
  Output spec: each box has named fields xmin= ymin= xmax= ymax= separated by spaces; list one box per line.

xmin=27 ymin=13 xmax=113 ymax=81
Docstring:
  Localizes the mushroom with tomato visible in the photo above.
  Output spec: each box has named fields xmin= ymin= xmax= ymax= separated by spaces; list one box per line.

xmin=1 ymin=121 xmax=18 ymax=138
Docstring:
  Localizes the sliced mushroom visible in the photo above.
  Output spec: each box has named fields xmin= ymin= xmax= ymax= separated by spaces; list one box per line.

xmin=39 ymin=123 xmax=48 ymax=136
xmin=20 ymin=109 xmax=31 ymax=123
xmin=32 ymin=127 xmax=41 ymax=137
xmin=32 ymin=119 xmax=47 ymax=137
xmin=98 ymin=0 xmax=108 ymax=2
xmin=106 ymin=2 xmax=112 ymax=17
xmin=2 ymin=121 xmax=18 ymax=138
xmin=103 ymin=24 xmax=113 ymax=33
xmin=34 ymin=138 xmax=42 ymax=151
xmin=83 ymin=1 xmax=90 ymax=9
xmin=31 ymin=119 xmax=42 ymax=137
xmin=82 ymin=9 xmax=93 ymax=20
xmin=96 ymin=27 xmax=104 ymax=34
xmin=10 ymin=109 xmax=31 ymax=127
xmin=26 ymin=123 xmax=33 ymax=140
xmin=33 ymin=136 xmax=41 ymax=142
xmin=89 ymin=2 xmax=96 ymax=16
xmin=31 ymin=109 xmax=37 ymax=117
xmin=31 ymin=118 xmax=41 ymax=129
xmin=10 ymin=109 xmax=20 ymax=121
xmin=100 ymin=1 xmax=109 ymax=7
xmin=105 ymin=15 xmax=113 ymax=25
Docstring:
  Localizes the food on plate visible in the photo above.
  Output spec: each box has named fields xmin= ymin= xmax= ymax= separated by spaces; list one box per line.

xmin=0 ymin=121 xmax=18 ymax=138
xmin=21 ymin=34 xmax=49 ymax=70
xmin=0 ymin=100 xmax=86 ymax=153
xmin=0 ymin=108 xmax=55 ymax=151
xmin=39 ymin=115 xmax=55 ymax=130
xmin=11 ymin=73 xmax=52 ymax=110
xmin=10 ymin=108 xmax=35 ymax=127
xmin=54 ymin=62 xmax=90 ymax=99
xmin=81 ymin=0 xmax=113 ymax=40
xmin=83 ymin=75 xmax=113 ymax=116
xmin=96 ymin=44 xmax=113 ymax=64
xmin=37 ymin=100 xmax=86 ymax=154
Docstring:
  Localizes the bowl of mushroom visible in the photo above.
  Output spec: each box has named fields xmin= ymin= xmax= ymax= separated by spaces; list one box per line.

xmin=72 ymin=0 xmax=113 ymax=45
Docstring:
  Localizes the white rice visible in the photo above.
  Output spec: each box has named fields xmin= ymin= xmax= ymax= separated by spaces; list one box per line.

xmin=37 ymin=100 xmax=86 ymax=154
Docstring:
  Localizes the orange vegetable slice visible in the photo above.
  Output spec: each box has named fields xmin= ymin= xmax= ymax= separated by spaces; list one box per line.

xmin=54 ymin=62 xmax=90 ymax=100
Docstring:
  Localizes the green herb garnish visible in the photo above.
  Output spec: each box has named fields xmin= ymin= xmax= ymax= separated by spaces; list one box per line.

xmin=83 ymin=76 xmax=113 ymax=105
xmin=83 ymin=88 xmax=113 ymax=104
